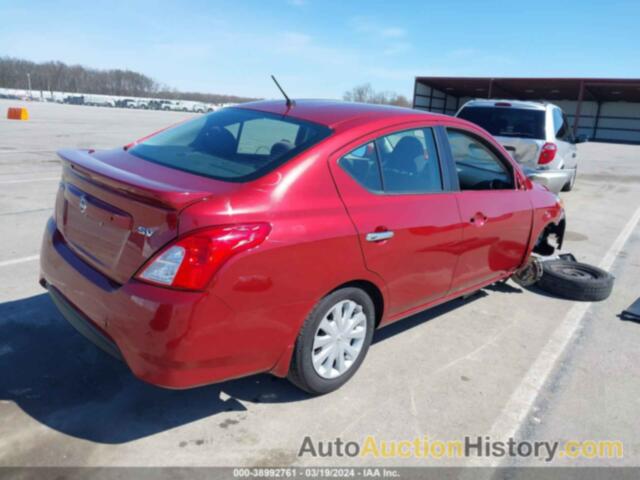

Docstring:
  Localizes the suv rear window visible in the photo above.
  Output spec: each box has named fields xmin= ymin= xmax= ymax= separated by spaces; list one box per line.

xmin=129 ymin=108 xmax=332 ymax=182
xmin=457 ymin=106 xmax=545 ymax=140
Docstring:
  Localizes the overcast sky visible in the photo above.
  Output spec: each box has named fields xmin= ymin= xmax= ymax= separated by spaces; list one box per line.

xmin=2 ymin=0 xmax=639 ymax=99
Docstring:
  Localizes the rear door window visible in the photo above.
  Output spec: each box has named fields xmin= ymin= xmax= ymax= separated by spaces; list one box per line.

xmin=129 ymin=108 xmax=332 ymax=182
xmin=457 ymin=106 xmax=545 ymax=140
xmin=339 ymin=127 xmax=443 ymax=194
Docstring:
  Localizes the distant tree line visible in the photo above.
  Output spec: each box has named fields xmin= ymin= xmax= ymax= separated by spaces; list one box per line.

xmin=343 ymin=83 xmax=410 ymax=107
xmin=0 ymin=56 xmax=257 ymax=104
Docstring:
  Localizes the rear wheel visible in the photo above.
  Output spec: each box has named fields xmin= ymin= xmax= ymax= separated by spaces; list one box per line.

xmin=562 ymin=169 xmax=577 ymax=192
xmin=288 ymin=287 xmax=374 ymax=395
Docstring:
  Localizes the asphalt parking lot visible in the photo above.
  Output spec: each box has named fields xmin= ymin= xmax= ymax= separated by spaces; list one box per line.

xmin=1 ymin=99 xmax=640 ymax=469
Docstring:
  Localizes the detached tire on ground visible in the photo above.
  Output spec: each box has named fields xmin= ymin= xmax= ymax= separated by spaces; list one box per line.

xmin=537 ymin=260 xmax=614 ymax=301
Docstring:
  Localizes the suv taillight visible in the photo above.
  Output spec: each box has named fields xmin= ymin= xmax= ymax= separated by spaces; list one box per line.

xmin=135 ymin=223 xmax=271 ymax=290
xmin=538 ymin=142 xmax=557 ymax=165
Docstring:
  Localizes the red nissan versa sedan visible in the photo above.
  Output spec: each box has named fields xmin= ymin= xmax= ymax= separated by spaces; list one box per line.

xmin=40 ymin=100 xmax=565 ymax=394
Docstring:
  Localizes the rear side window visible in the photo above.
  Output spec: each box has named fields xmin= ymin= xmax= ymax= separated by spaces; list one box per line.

xmin=339 ymin=127 xmax=443 ymax=194
xmin=553 ymin=109 xmax=572 ymax=142
xmin=339 ymin=142 xmax=383 ymax=191
xmin=457 ymin=106 xmax=545 ymax=140
xmin=129 ymin=108 xmax=332 ymax=182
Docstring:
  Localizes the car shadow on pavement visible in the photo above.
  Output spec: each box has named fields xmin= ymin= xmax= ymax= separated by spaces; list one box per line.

xmin=484 ymin=281 xmax=523 ymax=294
xmin=0 ymin=293 xmax=309 ymax=444
xmin=372 ymin=291 xmax=489 ymax=344
xmin=524 ymin=284 xmax=567 ymax=299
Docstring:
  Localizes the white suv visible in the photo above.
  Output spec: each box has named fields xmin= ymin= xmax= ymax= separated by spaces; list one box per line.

xmin=456 ymin=99 xmax=586 ymax=192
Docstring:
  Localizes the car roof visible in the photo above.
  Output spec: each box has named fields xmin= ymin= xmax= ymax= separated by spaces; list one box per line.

xmin=237 ymin=99 xmax=446 ymax=131
xmin=460 ymin=98 xmax=558 ymax=111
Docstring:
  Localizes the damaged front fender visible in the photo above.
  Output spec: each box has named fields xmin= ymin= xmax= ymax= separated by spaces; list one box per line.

xmin=534 ymin=216 xmax=566 ymax=256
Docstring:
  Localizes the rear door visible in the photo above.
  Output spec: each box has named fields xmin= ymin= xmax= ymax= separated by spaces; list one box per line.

xmin=330 ymin=124 xmax=462 ymax=318
xmin=444 ymin=128 xmax=533 ymax=292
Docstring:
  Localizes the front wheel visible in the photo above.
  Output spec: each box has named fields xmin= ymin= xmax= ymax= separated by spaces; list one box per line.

xmin=288 ymin=287 xmax=375 ymax=395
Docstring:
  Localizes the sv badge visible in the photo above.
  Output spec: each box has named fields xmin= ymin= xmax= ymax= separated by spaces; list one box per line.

xmin=136 ymin=226 xmax=156 ymax=238
xmin=79 ymin=195 xmax=88 ymax=214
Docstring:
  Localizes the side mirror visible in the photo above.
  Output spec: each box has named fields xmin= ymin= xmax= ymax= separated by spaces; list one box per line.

xmin=518 ymin=168 xmax=535 ymax=190
xmin=574 ymin=134 xmax=588 ymax=144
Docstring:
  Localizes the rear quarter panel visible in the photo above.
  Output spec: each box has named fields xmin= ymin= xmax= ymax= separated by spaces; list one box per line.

xmin=179 ymin=142 xmax=386 ymax=376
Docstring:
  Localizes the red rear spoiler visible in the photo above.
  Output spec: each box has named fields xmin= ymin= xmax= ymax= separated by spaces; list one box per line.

xmin=57 ymin=149 xmax=213 ymax=210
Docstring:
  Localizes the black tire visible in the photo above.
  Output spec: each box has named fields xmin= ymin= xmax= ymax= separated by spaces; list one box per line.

xmin=537 ymin=260 xmax=613 ymax=301
xmin=288 ymin=287 xmax=375 ymax=395
xmin=562 ymin=169 xmax=577 ymax=192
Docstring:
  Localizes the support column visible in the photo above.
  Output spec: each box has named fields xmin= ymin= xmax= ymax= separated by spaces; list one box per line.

xmin=592 ymin=101 xmax=602 ymax=141
xmin=573 ymin=80 xmax=585 ymax=137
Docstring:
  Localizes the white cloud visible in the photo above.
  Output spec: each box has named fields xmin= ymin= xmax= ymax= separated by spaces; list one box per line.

xmin=380 ymin=27 xmax=406 ymax=39
xmin=279 ymin=32 xmax=312 ymax=51
xmin=350 ymin=17 xmax=406 ymax=38
xmin=383 ymin=42 xmax=412 ymax=56
xmin=447 ymin=48 xmax=514 ymax=66
xmin=348 ymin=17 xmax=411 ymax=57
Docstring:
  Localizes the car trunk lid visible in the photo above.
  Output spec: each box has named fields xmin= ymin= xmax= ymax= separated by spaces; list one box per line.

xmin=55 ymin=148 xmax=238 ymax=284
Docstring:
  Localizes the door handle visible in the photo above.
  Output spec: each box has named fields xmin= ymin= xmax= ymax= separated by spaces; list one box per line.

xmin=470 ymin=212 xmax=488 ymax=226
xmin=366 ymin=231 xmax=394 ymax=242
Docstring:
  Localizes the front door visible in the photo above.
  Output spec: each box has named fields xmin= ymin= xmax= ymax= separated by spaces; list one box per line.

xmin=445 ymin=128 xmax=533 ymax=292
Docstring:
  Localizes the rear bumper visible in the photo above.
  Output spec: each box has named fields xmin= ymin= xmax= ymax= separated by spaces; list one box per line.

xmin=528 ymin=169 xmax=574 ymax=193
xmin=39 ymin=217 xmax=281 ymax=389
xmin=46 ymin=285 xmax=123 ymax=361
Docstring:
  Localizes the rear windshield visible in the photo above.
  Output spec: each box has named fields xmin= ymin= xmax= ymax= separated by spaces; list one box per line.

xmin=457 ymin=106 xmax=545 ymax=140
xmin=129 ymin=108 xmax=332 ymax=182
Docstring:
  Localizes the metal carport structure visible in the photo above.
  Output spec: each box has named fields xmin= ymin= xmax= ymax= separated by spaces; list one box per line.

xmin=413 ymin=77 xmax=640 ymax=144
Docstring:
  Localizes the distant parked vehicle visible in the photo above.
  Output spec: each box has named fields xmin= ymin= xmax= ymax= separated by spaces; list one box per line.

xmin=133 ymin=99 xmax=150 ymax=109
xmin=84 ymin=95 xmax=116 ymax=108
xmin=192 ymin=103 xmax=207 ymax=113
xmin=116 ymin=98 xmax=136 ymax=108
xmin=173 ymin=101 xmax=189 ymax=112
xmin=63 ymin=95 xmax=85 ymax=105
xmin=148 ymin=99 xmax=172 ymax=110
xmin=456 ymin=100 xmax=586 ymax=193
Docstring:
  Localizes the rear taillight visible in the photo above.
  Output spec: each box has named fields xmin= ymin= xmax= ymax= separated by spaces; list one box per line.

xmin=136 ymin=223 xmax=271 ymax=290
xmin=538 ymin=142 xmax=557 ymax=165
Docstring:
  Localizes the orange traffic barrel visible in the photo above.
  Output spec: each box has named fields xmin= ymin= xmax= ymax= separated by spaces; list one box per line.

xmin=7 ymin=107 xmax=29 ymax=120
